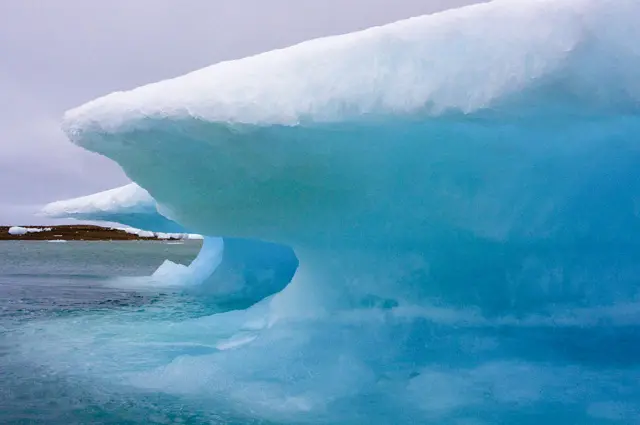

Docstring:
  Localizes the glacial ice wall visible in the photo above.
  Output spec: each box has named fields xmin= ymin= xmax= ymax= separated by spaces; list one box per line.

xmin=24 ymin=0 xmax=640 ymax=423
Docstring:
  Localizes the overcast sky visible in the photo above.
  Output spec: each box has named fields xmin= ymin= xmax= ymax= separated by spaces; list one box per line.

xmin=1 ymin=0 xmax=482 ymax=224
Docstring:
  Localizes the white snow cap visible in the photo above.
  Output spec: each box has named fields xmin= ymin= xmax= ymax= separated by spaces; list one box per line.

xmin=64 ymin=0 xmax=640 ymax=135
xmin=41 ymin=183 xmax=155 ymax=218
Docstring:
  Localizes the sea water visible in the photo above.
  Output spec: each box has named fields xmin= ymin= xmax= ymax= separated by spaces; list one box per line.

xmin=0 ymin=241 xmax=247 ymax=425
xmin=2 ymin=241 xmax=640 ymax=424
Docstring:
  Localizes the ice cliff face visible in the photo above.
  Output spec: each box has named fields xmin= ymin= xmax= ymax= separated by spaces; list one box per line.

xmin=34 ymin=0 xmax=640 ymax=423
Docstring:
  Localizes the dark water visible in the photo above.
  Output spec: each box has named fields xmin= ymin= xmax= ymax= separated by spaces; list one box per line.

xmin=0 ymin=241 xmax=235 ymax=425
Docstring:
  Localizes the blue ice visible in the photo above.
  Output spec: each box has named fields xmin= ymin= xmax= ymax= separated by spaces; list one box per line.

xmin=27 ymin=0 xmax=640 ymax=422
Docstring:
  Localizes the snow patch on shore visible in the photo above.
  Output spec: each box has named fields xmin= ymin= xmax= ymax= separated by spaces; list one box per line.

xmin=7 ymin=226 xmax=52 ymax=235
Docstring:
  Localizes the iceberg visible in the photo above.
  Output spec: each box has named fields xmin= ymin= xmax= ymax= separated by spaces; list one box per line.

xmin=42 ymin=185 xmax=297 ymax=310
xmin=62 ymin=0 xmax=640 ymax=317
xmin=42 ymin=183 xmax=185 ymax=233
xmin=24 ymin=0 xmax=640 ymax=422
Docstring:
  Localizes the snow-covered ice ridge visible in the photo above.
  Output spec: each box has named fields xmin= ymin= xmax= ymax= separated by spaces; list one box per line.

xmin=42 ymin=183 xmax=154 ymax=216
xmin=41 ymin=183 xmax=185 ymax=234
xmin=64 ymin=0 xmax=640 ymax=134
xmin=34 ymin=0 xmax=640 ymax=423
xmin=42 ymin=184 xmax=203 ymax=239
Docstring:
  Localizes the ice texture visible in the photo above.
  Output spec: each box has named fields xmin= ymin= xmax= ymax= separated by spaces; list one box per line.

xmin=42 ymin=185 xmax=194 ymax=239
xmin=42 ymin=183 xmax=186 ymax=233
xmin=64 ymin=0 xmax=640 ymax=131
xmin=42 ymin=186 xmax=297 ymax=310
xmin=22 ymin=0 xmax=640 ymax=423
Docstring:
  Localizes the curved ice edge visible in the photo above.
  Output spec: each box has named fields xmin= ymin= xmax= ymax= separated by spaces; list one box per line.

xmin=151 ymin=236 xmax=224 ymax=286
xmin=41 ymin=185 xmax=299 ymax=311
xmin=40 ymin=183 xmax=186 ymax=234
xmin=103 ymin=236 xmax=298 ymax=312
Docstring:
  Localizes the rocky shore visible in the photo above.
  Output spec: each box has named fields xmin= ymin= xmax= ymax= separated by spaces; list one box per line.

xmin=0 ymin=225 xmax=188 ymax=241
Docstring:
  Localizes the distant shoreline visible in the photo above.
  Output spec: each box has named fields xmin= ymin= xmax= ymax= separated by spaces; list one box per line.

xmin=0 ymin=225 xmax=193 ymax=241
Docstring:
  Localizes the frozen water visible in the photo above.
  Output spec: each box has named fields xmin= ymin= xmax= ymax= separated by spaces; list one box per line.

xmin=42 ymin=183 xmax=186 ymax=233
xmin=42 ymin=188 xmax=297 ymax=311
xmin=24 ymin=0 xmax=640 ymax=423
xmin=7 ymin=226 xmax=51 ymax=235
xmin=64 ymin=0 xmax=640 ymax=131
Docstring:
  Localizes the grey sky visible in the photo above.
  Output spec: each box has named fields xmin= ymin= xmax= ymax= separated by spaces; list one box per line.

xmin=0 ymin=0 xmax=482 ymax=224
